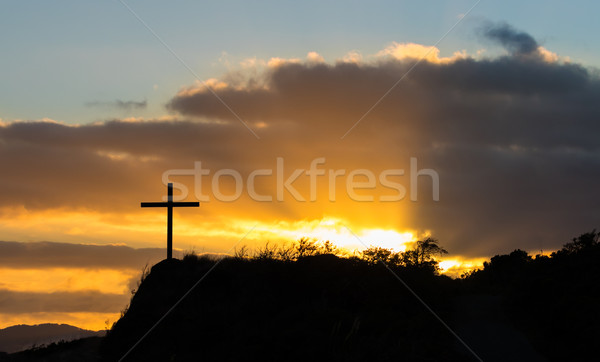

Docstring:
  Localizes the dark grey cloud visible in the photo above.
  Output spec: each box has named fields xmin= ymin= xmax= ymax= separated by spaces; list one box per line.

xmin=164 ymin=25 xmax=600 ymax=256
xmin=0 ymin=119 xmax=269 ymax=212
xmin=0 ymin=241 xmax=228 ymax=271
xmin=0 ymin=241 xmax=164 ymax=269
xmin=167 ymin=53 xmax=598 ymax=153
xmin=0 ymin=289 xmax=128 ymax=314
xmin=480 ymin=22 xmax=539 ymax=56
xmin=85 ymin=99 xmax=147 ymax=111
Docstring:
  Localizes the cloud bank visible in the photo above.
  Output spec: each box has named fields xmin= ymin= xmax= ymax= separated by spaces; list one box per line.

xmin=0 ymin=241 xmax=165 ymax=269
xmin=0 ymin=289 xmax=128 ymax=314
xmin=0 ymin=23 xmax=598 ymax=258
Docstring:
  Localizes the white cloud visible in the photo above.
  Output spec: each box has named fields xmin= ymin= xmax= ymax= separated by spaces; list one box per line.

xmin=306 ymin=51 xmax=325 ymax=64
xmin=375 ymin=42 xmax=468 ymax=63
xmin=537 ymin=46 xmax=570 ymax=63
xmin=340 ymin=50 xmax=362 ymax=64
xmin=267 ymin=56 xmax=302 ymax=68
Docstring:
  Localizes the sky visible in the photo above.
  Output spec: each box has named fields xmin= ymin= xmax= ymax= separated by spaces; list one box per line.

xmin=1 ymin=0 xmax=599 ymax=330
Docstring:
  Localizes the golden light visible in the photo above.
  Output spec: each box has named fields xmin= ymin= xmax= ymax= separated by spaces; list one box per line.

xmin=438 ymin=258 xmax=487 ymax=278
xmin=0 ymin=268 xmax=137 ymax=295
xmin=238 ymin=217 xmax=416 ymax=252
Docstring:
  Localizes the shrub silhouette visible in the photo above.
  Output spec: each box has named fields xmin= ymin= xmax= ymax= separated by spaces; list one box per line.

xmin=232 ymin=238 xmax=343 ymax=263
xmin=295 ymin=237 xmax=320 ymax=257
xmin=361 ymin=237 xmax=447 ymax=272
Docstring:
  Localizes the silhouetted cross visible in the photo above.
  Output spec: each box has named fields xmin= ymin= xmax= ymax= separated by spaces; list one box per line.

xmin=141 ymin=183 xmax=199 ymax=260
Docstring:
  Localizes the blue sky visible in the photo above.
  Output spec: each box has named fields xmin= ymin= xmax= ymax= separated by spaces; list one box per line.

xmin=2 ymin=0 xmax=599 ymax=124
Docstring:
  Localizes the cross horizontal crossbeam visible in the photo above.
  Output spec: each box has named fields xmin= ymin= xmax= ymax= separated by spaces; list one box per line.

xmin=141 ymin=202 xmax=200 ymax=208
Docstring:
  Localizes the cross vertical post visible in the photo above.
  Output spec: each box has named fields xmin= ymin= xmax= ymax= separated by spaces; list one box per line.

xmin=167 ymin=183 xmax=173 ymax=260
xmin=141 ymin=183 xmax=200 ymax=260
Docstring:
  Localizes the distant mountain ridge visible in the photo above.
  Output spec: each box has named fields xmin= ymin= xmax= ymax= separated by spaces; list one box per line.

xmin=0 ymin=324 xmax=103 ymax=353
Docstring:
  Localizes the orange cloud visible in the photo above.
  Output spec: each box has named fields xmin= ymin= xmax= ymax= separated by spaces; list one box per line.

xmin=0 ymin=268 xmax=137 ymax=295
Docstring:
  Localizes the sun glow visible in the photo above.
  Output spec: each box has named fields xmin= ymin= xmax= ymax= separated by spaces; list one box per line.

xmin=240 ymin=217 xmax=416 ymax=253
xmin=438 ymin=258 xmax=487 ymax=278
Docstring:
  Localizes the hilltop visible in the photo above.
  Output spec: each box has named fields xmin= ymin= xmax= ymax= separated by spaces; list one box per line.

xmin=102 ymin=254 xmax=462 ymax=361
xmin=101 ymin=231 xmax=600 ymax=361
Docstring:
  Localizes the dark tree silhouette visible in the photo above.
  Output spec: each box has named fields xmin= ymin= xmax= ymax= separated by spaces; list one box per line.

xmin=361 ymin=246 xmax=394 ymax=265
xmin=403 ymin=237 xmax=448 ymax=269
xmin=555 ymin=229 xmax=599 ymax=255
